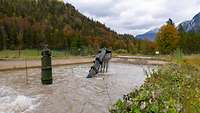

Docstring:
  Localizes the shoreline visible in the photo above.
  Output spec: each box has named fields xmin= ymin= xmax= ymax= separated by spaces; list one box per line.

xmin=0 ymin=58 xmax=93 ymax=71
xmin=0 ymin=56 xmax=169 ymax=71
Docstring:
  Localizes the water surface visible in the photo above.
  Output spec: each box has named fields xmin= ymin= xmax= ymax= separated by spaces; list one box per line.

xmin=0 ymin=63 xmax=152 ymax=113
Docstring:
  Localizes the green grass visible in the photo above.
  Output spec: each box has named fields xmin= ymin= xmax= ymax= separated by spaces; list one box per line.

xmin=0 ymin=49 xmax=74 ymax=59
xmin=0 ymin=49 xmax=162 ymax=59
xmin=110 ymin=61 xmax=200 ymax=113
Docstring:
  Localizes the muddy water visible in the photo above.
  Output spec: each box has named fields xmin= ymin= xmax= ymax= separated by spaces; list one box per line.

xmin=0 ymin=63 xmax=153 ymax=113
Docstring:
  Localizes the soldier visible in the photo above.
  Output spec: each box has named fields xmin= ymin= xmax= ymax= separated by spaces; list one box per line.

xmin=87 ymin=48 xmax=112 ymax=78
xmin=100 ymin=48 xmax=112 ymax=73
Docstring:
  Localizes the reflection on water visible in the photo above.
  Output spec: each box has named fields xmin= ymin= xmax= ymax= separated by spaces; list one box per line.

xmin=0 ymin=63 xmax=153 ymax=113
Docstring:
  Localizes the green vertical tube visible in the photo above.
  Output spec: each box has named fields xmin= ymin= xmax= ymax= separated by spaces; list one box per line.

xmin=41 ymin=46 xmax=53 ymax=85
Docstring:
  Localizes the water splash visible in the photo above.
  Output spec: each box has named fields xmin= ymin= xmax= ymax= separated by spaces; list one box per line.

xmin=0 ymin=86 xmax=40 ymax=113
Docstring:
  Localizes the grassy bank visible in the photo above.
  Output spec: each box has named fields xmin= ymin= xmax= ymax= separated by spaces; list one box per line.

xmin=0 ymin=49 xmax=165 ymax=60
xmin=0 ymin=49 xmax=92 ymax=59
xmin=110 ymin=61 xmax=200 ymax=113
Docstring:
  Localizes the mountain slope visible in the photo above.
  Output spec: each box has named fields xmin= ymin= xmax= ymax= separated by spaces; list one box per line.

xmin=0 ymin=0 xmax=120 ymax=50
xmin=178 ymin=12 xmax=200 ymax=32
xmin=136 ymin=28 xmax=159 ymax=41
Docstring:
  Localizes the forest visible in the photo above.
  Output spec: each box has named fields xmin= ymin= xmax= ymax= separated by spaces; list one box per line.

xmin=0 ymin=0 xmax=200 ymax=55
xmin=0 ymin=0 xmax=141 ymax=55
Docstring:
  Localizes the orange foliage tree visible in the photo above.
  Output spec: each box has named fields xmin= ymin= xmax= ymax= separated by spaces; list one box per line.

xmin=87 ymin=36 xmax=102 ymax=50
xmin=63 ymin=24 xmax=74 ymax=50
xmin=156 ymin=19 xmax=180 ymax=54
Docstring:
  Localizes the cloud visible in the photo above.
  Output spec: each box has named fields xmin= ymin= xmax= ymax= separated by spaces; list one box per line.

xmin=65 ymin=0 xmax=200 ymax=35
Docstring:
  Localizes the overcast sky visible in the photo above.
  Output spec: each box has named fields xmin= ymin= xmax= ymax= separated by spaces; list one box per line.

xmin=64 ymin=0 xmax=200 ymax=36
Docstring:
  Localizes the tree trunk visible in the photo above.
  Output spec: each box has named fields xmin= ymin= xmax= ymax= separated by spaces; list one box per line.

xmin=18 ymin=48 xmax=21 ymax=57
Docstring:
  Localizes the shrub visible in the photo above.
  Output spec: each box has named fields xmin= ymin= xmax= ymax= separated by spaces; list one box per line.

xmin=110 ymin=64 xmax=200 ymax=113
xmin=115 ymin=49 xmax=128 ymax=54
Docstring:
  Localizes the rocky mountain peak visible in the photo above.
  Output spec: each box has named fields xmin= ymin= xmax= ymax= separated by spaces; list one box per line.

xmin=178 ymin=12 xmax=200 ymax=32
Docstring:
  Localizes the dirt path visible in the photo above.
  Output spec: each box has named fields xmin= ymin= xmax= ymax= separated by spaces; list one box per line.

xmin=112 ymin=56 xmax=169 ymax=65
xmin=0 ymin=57 xmax=93 ymax=71
xmin=0 ymin=56 xmax=169 ymax=71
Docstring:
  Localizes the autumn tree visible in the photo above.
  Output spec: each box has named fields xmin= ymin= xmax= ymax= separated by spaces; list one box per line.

xmin=156 ymin=19 xmax=180 ymax=54
xmin=0 ymin=26 xmax=7 ymax=50
xmin=63 ymin=24 xmax=75 ymax=52
xmin=120 ymin=34 xmax=134 ymax=53
xmin=17 ymin=31 xmax=23 ymax=57
xmin=0 ymin=0 xmax=137 ymax=54
xmin=87 ymin=36 xmax=102 ymax=50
